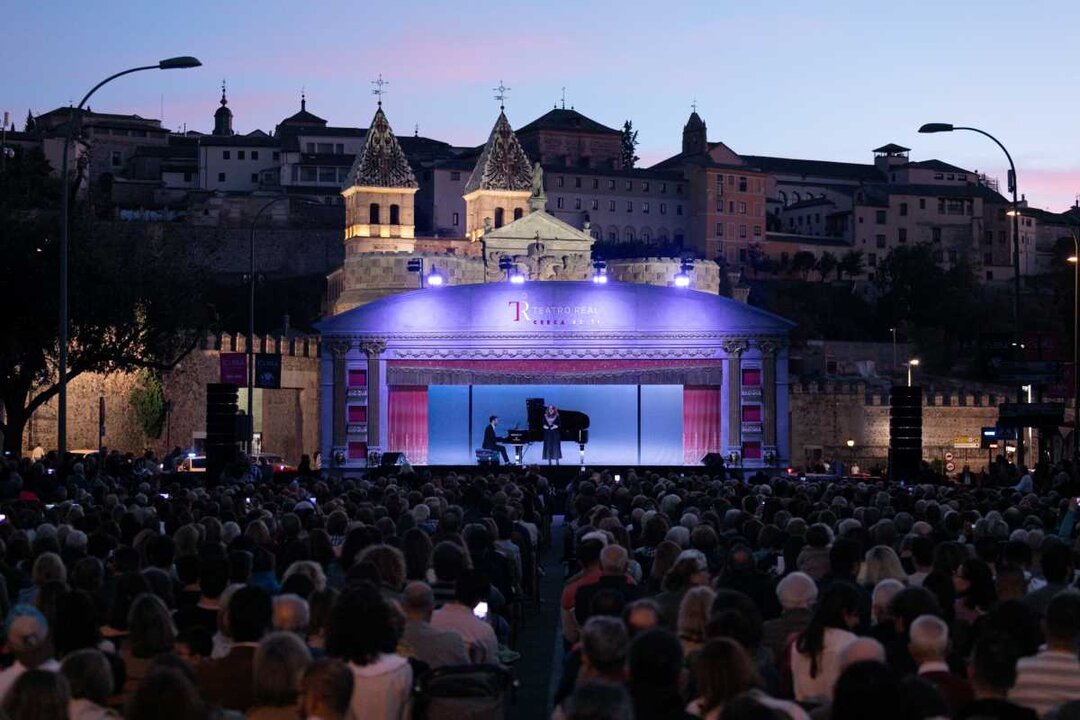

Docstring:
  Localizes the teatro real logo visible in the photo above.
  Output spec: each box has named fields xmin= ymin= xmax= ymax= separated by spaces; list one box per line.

xmin=508 ymin=299 xmax=601 ymax=326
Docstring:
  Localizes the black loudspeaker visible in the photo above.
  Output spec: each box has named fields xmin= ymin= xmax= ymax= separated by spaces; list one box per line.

xmin=702 ymin=453 xmax=726 ymax=468
xmin=889 ymin=386 xmax=923 ymax=482
xmin=206 ymin=383 xmax=239 ymax=481
xmin=381 ymin=452 xmax=406 ymax=467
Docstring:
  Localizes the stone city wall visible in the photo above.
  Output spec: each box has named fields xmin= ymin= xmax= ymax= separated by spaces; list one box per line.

xmin=606 ymin=257 xmax=720 ymax=293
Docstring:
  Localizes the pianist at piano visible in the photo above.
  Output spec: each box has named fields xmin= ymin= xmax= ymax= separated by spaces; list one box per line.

xmin=317 ymin=280 xmax=793 ymax=469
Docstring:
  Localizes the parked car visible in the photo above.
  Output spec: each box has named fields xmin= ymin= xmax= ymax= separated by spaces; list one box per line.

xmin=250 ymin=453 xmax=296 ymax=474
xmin=178 ymin=455 xmax=207 ymax=473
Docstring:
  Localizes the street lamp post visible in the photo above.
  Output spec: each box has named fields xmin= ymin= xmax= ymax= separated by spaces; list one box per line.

xmin=1069 ymin=233 xmax=1080 ymax=460
xmin=919 ymin=122 xmax=1025 ymax=464
xmin=57 ymin=56 xmax=201 ymax=454
xmin=907 ymin=358 xmax=920 ymax=387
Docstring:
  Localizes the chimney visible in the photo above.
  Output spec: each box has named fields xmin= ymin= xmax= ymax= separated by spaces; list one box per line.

xmin=729 ymin=271 xmax=749 ymax=303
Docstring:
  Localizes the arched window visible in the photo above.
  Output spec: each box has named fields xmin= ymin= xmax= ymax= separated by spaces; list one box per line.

xmin=792 ymin=191 xmax=801 ymax=204
xmin=389 ymin=204 xmax=400 ymax=224
xmin=641 ymin=228 xmax=651 ymax=242
xmin=779 ymin=191 xmax=788 ymax=206
xmin=591 ymin=228 xmax=601 ymax=240
xmin=369 ymin=203 xmax=380 ymax=224
xmin=608 ymin=229 xmax=618 ymax=242
xmin=624 ymin=227 xmax=635 ymax=243
xmin=494 ymin=207 xmax=505 ymax=228
xmin=657 ymin=228 xmax=669 ymax=242
xmin=513 ymin=207 xmax=523 ymax=220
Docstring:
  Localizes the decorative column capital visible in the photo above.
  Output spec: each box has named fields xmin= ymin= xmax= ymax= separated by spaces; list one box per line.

xmin=360 ymin=339 xmax=388 ymax=358
xmin=325 ymin=339 xmax=351 ymax=359
xmin=757 ymin=338 xmax=783 ymax=357
xmin=720 ymin=337 xmax=750 ymax=356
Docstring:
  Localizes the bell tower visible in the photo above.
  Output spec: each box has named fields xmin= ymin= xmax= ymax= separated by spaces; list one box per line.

xmin=463 ymin=101 xmax=533 ymax=242
xmin=341 ymin=101 xmax=418 ymax=253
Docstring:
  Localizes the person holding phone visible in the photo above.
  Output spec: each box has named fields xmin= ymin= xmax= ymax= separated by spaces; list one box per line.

xmin=430 ymin=570 xmax=499 ymax=664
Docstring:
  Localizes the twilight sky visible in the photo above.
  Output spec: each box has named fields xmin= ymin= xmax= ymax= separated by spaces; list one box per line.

xmin=4 ymin=0 xmax=1080 ymax=211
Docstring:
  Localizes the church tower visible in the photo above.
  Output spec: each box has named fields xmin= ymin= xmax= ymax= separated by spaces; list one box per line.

xmin=463 ymin=110 xmax=533 ymax=242
xmin=682 ymin=110 xmax=707 ymax=155
xmin=213 ymin=81 xmax=234 ymax=137
xmin=341 ymin=103 xmax=418 ymax=253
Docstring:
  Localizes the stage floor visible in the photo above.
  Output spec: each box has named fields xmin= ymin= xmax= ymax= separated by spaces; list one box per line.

xmin=347 ymin=463 xmax=745 ymax=484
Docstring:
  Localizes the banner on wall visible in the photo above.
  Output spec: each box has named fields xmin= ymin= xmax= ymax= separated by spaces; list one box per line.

xmin=220 ymin=353 xmax=247 ymax=385
xmin=255 ymin=354 xmax=282 ymax=389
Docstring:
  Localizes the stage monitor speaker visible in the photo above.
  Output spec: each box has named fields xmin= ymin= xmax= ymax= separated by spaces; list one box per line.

xmin=381 ymin=452 xmax=407 ymax=467
xmin=889 ymin=386 xmax=923 ymax=481
xmin=702 ymin=453 xmax=725 ymax=468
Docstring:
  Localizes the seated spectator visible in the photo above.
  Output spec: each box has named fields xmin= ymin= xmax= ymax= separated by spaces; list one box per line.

xmin=762 ymin=573 xmax=816 ymax=663
xmin=628 ymin=629 xmax=688 ymax=720
xmin=858 ymin=545 xmax=908 ymax=588
xmin=796 ymin=525 xmax=832 ymax=581
xmin=909 ymin=614 xmax=973 ymax=714
xmin=327 ymin=582 xmax=412 ymax=720
xmin=957 ymin=633 xmax=1038 ymax=720
xmin=121 ymin=592 xmax=176 ymax=697
xmin=2 ymin=668 xmax=71 ymax=720
xmin=299 ymin=658 xmax=354 ymax=720
xmin=1024 ymin=542 xmax=1072 ymax=617
xmin=655 ymin=550 xmax=711 ymax=629
xmin=397 ymin=581 xmax=469 ymax=669
xmin=125 ymin=666 xmax=207 ymax=720
xmin=687 ymin=638 xmax=807 ymax=720
xmin=716 ymin=545 xmax=781 ymax=621
xmin=0 ymin=605 xmax=60 ymax=702
xmin=564 ymin=681 xmax=635 ymax=720
xmin=1010 ymin=592 xmax=1080 ymax=717
xmin=867 ymin=579 xmax=905 ymax=645
xmin=197 ymin=584 xmax=271 ymax=712
xmin=678 ymin=586 xmax=716 ymax=657
xmin=61 ymin=648 xmax=118 ymax=720
xmin=248 ymin=631 xmax=313 ymax=720
xmin=790 ymin=583 xmax=860 ymax=704
xmin=431 ymin=569 xmax=499 ymax=664
xmin=173 ymin=556 xmax=228 ymax=634
xmin=272 ymin=593 xmax=310 ymax=637
xmin=830 ymin=661 xmax=903 ymax=720
xmin=906 ymin=536 xmax=935 ymax=587
xmin=575 ymin=545 xmax=641 ymax=627
xmin=563 ymin=537 xmax=606 ymax=644
xmin=624 ymin=598 xmax=663 ymax=637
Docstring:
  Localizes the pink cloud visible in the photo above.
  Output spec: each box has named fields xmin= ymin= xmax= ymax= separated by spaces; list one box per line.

xmin=1016 ymin=168 xmax=1080 ymax=212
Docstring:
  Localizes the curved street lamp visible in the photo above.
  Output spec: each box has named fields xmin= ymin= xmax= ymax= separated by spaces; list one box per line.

xmin=58 ymin=56 xmax=202 ymax=454
xmin=919 ymin=122 xmax=1025 ymax=463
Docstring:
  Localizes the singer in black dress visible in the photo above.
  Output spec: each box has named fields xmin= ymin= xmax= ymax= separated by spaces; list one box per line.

xmin=542 ymin=405 xmax=562 ymax=464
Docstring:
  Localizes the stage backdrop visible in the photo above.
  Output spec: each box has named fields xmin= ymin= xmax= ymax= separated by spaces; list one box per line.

xmin=426 ymin=384 xmax=685 ymax=465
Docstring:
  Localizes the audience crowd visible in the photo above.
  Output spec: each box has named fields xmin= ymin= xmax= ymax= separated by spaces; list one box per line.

xmin=0 ymin=448 xmax=1079 ymax=720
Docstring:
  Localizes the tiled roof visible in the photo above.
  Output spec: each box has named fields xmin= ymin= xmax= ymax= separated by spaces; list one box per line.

xmin=516 ymin=108 xmax=620 ymax=136
xmin=342 ymin=106 xmax=417 ymax=189
xmin=858 ymin=182 xmax=1008 ymax=205
xmin=741 ymin=155 xmax=884 ymax=182
xmin=463 ymin=111 xmax=532 ymax=194
xmin=899 ymin=159 xmax=972 ymax=174
xmin=784 ymin=197 xmax=836 ymax=210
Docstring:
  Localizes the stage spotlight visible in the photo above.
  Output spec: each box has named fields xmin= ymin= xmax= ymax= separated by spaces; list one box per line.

xmin=675 ymin=258 xmax=693 ymax=288
xmin=426 ymin=270 xmax=445 ymax=287
xmin=509 ymin=272 xmax=525 ymax=284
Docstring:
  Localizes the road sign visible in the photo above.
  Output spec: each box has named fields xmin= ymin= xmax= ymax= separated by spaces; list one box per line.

xmin=944 ymin=451 xmax=954 ymax=462
xmin=952 ymin=437 xmax=980 ymax=449
xmin=946 ymin=461 xmax=956 ymax=473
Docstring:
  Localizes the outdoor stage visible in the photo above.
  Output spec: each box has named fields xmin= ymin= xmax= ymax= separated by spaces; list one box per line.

xmin=316 ymin=281 xmax=793 ymax=470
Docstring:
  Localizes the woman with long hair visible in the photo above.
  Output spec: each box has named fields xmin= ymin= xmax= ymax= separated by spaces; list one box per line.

xmin=954 ymin=558 xmax=996 ymax=623
xmin=790 ymin=582 xmax=861 ymax=704
xmin=688 ymin=638 xmax=807 ymax=720
xmin=857 ymin=545 xmax=907 ymax=588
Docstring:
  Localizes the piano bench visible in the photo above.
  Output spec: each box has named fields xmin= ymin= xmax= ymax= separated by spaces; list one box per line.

xmin=475 ymin=449 xmax=501 ymax=466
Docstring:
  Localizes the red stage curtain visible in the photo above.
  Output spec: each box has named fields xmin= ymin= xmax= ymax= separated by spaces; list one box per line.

xmin=683 ymin=386 xmax=721 ymax=464
xmin=389 ymin=386 xmax=428 ymax=465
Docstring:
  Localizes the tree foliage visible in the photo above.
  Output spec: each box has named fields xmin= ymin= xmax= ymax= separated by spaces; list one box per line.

xmin=620 ymin=121 xmax=639 ymax=170
xmin=0 ymin=148 xmax=214 ymax=453
xmin=838 ymin=250 xmax=865 ymax=280
xmin=791 ymin=251 xmax=816 ymax=280
xmin=815 ymin=252 xmax=838 ymax=282
xmin=129 ymin=368 xmax=166 ymax=439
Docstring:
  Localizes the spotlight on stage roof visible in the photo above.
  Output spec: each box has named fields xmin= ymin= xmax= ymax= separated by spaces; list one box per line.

xmin=509 ymin=271 xmax=525 ymax=284
xmin=592 ymin=259 xmax=608 ymax=284
xmin=674 ymin=258 xmax=693 ymax=288
xmin=426 ymin=270 xmax=445 ymax=287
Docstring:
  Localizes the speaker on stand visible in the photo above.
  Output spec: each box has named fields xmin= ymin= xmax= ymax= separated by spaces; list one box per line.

xmin=206 ymin=383 xmax=239 ymax=483
xmin=889 ymin=386 xmax=923 ymax=483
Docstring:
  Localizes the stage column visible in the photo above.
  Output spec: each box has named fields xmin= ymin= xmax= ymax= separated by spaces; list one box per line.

xmin=722 ymin=338 xmax=749 ymax=462
xmin=760 ymin=340 xmax=780 ymax=461
xmin=361 ymin=340 xmax=388 ymax=453
xmin=326 ymin=340 xmax=350 ymax=461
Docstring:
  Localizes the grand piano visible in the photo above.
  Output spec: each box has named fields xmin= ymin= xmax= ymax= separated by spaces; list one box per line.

xmin=504 ymin=398 xmax=590 ymax=465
